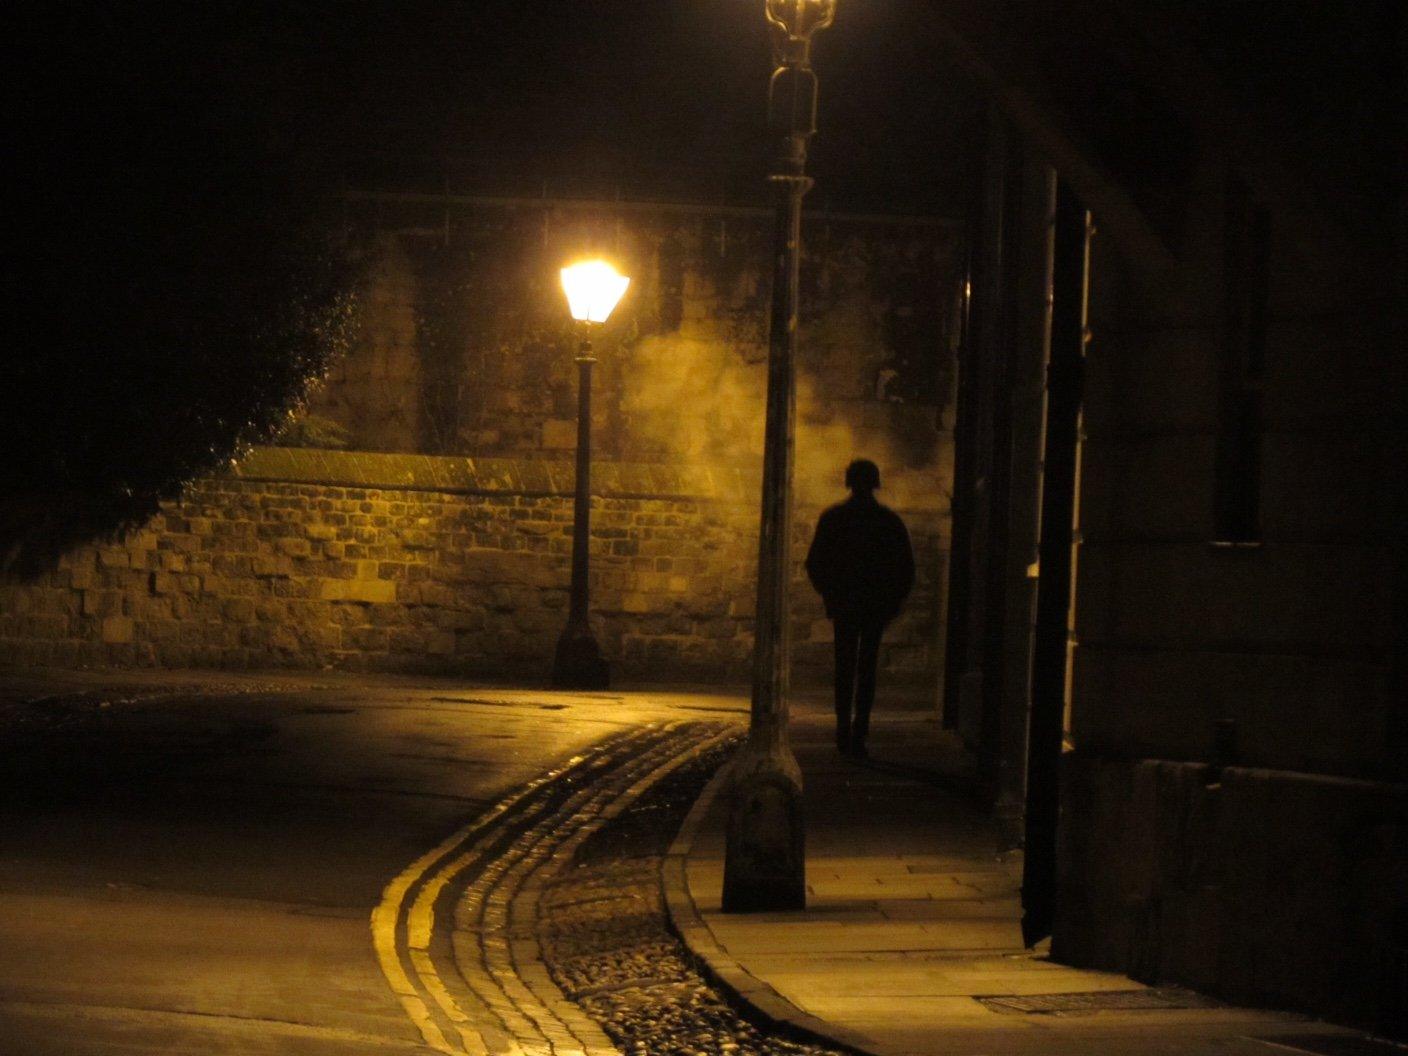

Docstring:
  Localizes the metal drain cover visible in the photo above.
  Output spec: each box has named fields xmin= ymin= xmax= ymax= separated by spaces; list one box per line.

xmin=976 ymin=987 xmax=1222 ymax=1014
xmin=1252 ymin=1035 xmax=1408 ymax=1056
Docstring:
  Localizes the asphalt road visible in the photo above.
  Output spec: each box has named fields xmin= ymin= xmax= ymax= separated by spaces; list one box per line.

xmin=0 ymin=669 xmax=746 ymax=1055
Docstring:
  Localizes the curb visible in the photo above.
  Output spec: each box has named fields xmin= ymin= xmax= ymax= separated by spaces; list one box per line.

xmin=661 ymin=756 xmax=884 ymax=1056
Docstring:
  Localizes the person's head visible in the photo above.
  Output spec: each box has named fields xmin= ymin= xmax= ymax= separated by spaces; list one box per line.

xmin=844 ymin=458 xmax=881 ymax=495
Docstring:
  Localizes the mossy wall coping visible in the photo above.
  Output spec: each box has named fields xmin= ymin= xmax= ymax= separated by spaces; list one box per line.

xmin=227 ymin=446 xmax=752 ymax=501
xmin=226 ymin=447 xmax=946 ymax=511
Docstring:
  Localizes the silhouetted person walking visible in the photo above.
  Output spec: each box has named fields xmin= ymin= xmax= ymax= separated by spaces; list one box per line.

xmin=805 ymin=459 xmax=914 ymax=758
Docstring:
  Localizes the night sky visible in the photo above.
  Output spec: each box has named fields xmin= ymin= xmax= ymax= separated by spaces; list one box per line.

xmin=305 ymin=0 xmax=978 ymax=211
xmin=13 ymin=2 xmax=1399 ymax=271
xmin=14 ymin=1 xmax=978 ymax=218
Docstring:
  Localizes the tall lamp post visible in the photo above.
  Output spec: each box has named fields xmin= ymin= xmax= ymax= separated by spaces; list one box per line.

xmin=551 ymin=259 xmax=630 ymax=691
xmin=722 ymin=0 xmax=836 ymax=912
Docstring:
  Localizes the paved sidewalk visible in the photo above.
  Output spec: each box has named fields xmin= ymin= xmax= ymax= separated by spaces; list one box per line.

xmin=668 ymin=695 xmax=1378 ymax=1056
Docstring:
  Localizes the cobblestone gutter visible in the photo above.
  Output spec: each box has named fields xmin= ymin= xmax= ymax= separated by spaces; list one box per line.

xmin=542 ymin=743 xmax=846 ymax=1056
xmin=374 ymin=721 xmax=850 ymax=1056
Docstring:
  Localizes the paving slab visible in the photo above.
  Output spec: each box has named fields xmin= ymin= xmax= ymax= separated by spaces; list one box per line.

xmin=667 ymin=695 xmax=1377 ymax=1056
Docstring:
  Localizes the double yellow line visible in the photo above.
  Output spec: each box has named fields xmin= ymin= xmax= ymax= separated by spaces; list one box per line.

xmin=370 ymin=721 xmax=736 ymax=1055
xmin=369 ymin=738 xmax=621 ymax=1054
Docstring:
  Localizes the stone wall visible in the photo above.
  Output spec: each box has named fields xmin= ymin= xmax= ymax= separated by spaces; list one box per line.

xmin=0 ymin=448 xmax=946 ymax=685
xmin=1056 ymin=754 xmax=1406 ymax=1031
xmin=1073 ymin=187 xmax=1402 ymax=780
xmin=295 ymin=193 xmax=962 ymax=510
xmin=1053 ymin=87 xmax=1405 ymax=1031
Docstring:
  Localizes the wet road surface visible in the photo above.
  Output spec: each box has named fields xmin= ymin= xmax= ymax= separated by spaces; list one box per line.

xmin=0 ymin=670 xmax=745 ymax=1055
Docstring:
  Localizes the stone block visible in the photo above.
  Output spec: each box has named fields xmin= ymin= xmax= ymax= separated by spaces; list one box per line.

xmin=221 ymin=598 xmax=255 ymax=623
xmin=239 ymin=625 xmax=269 ymax=648
xmin=277 ymin=537 xmax=311 ymax=558
xmin=698 ymin=618 xmax=735 ymax=639
xmin=439 ymin=609 xmax=484 ymax=631
xmin=255 ymin=600 xmax=284 ymax=623
xmin=158 ymin=552 xmax=189 ymax=572
xmin=129 ymin=594 xmax=171 ymax=622
xmin=267 ymin=627 xmax=301 ymax=652
xmin=729 ymin=598 xmax=755 ymax=618
xmin=248 ymin=555 xmax=278 ymax=578
xmin=101 ymin=616 xmax=135 ymax=644
xmin=539 ymin=418 xmax=577 ymax=451
xmin=168 ymin=533 xmax=201 ymax=554
xmin=308 ymin=625 xmax=342 ymax=650
xmin=369 ymin=604 xmax=410 ymax=627
xmin=23 ymin=614 xmax=70 ymax=639
xmin=82 ymin=590 xmax=123 ymax=617
xmin=400 ymin=529 xmax=435 ymax=550
xmin=97 ymin=548 xmax=131 ymax=569
xmin=319 ymin=578 xmax=396 ymax=604
xmin=387 ymin=629 xmax=422 ymax=653
xmin=343 ymin=626 xmax=389 ymax=651
xmin=419 ymin=584 xmax=456 ymax=607
xmin=148 ymin=572 xmax=176 ymax=595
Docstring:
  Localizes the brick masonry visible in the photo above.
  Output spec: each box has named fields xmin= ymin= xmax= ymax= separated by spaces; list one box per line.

xmin=0 ymin=447 xmax=947 ymax=684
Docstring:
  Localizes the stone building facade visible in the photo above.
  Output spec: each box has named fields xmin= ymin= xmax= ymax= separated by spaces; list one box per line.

xmin=301 ymin=191 xmax=961 ymax=490
xmin=930 ymin=0 xmax=1405 ymax=1036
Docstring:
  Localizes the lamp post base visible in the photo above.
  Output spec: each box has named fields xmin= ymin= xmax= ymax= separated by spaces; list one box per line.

xmin=722 ymin=737 xmax=805 ymax=912
xmin=551 ymin=626 xmax=610 ymax=690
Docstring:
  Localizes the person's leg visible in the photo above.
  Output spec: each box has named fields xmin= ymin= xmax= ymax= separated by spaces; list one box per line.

xmin=833 ymin=617 xmax=860 ymax=754
xmin=851 ymin=620 xmax=884 ymax=756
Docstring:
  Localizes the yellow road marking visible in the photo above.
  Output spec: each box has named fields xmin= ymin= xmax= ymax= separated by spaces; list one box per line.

xmin=371 ymin=723 xmax=730 ymax=1056
xmin=370 ymin=744 xmax=613 ymax=1054
xmin=370 ymin=896 xmax=456 ymax=1053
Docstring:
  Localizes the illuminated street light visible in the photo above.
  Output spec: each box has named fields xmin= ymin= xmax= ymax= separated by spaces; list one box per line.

xmin=551 ymin=259 xmax=630 ymax=690
xmin=561 ymin=260 xmax=631 ymax=325
xmin=722 ymin=0 xmax=837 ymax=912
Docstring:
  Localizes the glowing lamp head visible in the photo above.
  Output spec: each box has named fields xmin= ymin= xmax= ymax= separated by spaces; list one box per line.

xmin=560 ymin=260 xmax=630 ymax=324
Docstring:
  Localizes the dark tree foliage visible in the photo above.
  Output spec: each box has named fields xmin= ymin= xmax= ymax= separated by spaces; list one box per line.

xmin=3 ymin=4 xmax=362 ymax=578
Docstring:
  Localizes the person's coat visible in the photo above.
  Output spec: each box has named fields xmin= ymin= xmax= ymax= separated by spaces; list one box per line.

xmin=805 ymin=495 xmax=914 ymax=623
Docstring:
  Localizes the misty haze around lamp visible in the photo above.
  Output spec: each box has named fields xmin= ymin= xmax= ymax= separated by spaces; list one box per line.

xmin=551 ymin=259 xmax=630 ymax=690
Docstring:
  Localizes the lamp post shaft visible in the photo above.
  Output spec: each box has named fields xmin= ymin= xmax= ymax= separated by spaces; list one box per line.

xmin=569 ymin=347 xmax=594 ymax=623
xmin=723 ymin=1 xmax=831 ymax=913
xmin=552 ymin=332 xmax=609 ymax=689
xmin=751 ymin=165 xmax=808 ymax=747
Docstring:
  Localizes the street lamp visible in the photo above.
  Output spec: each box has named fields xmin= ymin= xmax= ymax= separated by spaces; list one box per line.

xmin=551 ymin=259 xmax=630 ymax=691
xmin=722 ymin=0 xmax=836 ymax=912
